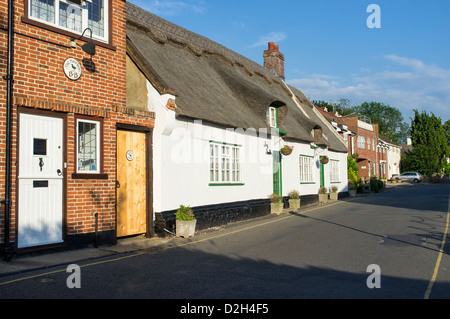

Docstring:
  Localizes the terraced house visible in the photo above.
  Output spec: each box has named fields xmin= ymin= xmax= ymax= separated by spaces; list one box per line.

xmin=1 ymin=1 xmax=348 ymax=258
xmin=125 ymin=3 xmax=348 ymax=234
xmin=0 ymin=0 xmax=155 ymax=259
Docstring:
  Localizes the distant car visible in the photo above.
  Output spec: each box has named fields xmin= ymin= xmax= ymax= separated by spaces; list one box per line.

xmin=399 ymin=172 xmax=422 ymax=183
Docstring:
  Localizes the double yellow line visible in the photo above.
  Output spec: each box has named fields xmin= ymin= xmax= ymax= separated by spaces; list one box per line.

xmin=0 ymin=201 xmax=343 ymax=287
xmin=424 ymin=195 xmax=450 ymax=299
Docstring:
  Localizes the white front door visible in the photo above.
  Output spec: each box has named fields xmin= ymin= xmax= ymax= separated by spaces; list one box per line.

xmin=18 ymin=113 xmax=64 ymax=249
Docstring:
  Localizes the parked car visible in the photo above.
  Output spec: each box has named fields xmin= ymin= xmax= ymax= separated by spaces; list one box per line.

xmin=399 ymin=172 xmax=422 ymax=183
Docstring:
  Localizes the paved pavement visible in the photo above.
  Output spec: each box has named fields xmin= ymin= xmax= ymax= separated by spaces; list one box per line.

xmin=0 ymin=181 xmax=434 ymax=279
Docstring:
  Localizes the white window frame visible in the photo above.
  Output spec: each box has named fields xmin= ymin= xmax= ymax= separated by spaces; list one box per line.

xmin=268 ymin=107 xmax=277 ymax=128
xmin=357 ymin=136 xmax=365 ymax=149
xmin=330 ymin=160 xmax=340 ymax=183
xmin=209 ymin=142 xmax=242 ymax=185
xmin=76 ymin=118 xmax=101 ymax=174
xmin=299 ymin=155 xmax=314 ymax=183
xmin=28 ymin=0 xmax=109 ymax=43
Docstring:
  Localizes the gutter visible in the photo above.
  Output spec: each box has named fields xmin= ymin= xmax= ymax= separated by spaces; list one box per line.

xmin=2 ymin=0 xmax=14 ymax=261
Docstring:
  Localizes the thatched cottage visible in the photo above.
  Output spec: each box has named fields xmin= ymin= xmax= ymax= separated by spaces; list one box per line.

xmin=125 ymin=3 xmax=348 ymax=235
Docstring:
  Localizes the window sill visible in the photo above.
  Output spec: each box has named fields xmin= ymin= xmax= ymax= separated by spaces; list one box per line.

xmin=209 ymin=183 xmax=245 ymax=186
xmin=72 ymin=173 xmax=108 ymax=180
xmin=300 ymin=182 xmax=316 ymax=184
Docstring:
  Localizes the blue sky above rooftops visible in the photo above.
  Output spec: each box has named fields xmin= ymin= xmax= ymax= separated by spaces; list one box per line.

xmin=128 ymin=0 xmax=450 ymax=123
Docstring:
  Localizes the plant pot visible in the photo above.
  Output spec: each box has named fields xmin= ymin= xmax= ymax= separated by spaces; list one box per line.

xmin=329 ymin=192 xmax=338 ymax=201
xmin=176 ymin=219 xmax=197 ymax=238
xmin=270 ymin=202 xmax=284 ymax=215
xmin=348 ymin=189 xmax=357 ymax=198
xmin=288 ymin=198 xmax=301 ymax=211
xmin=318 ymin=193 xmax=328 ymax=204
xmin=320 ymin=159 xmax=329 ymax=164
xmin=280 ymin=148 xmax=292 ymax=156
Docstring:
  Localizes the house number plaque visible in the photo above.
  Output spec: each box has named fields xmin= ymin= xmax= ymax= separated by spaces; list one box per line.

xmin=126 ymin=150 xmax=134 ymax=161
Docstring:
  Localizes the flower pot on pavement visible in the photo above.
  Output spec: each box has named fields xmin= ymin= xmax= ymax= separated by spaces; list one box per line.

xmin=288 ymin=198 xmax=301 ymax=211
xmin=176 ymin=219 xmax=197 ymax=238
xmin=270 ymin=202 xmax=284 ymax=215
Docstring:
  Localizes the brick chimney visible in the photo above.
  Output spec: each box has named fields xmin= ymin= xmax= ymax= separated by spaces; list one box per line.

xmin=263 ymin=42 xmax=285 ymax=79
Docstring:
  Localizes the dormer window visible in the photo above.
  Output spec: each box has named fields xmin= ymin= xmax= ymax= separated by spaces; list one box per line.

xmin=27 ymin=0 xmax=109 ymax=43
xmin=268 ymin=106 xmax=278 ymax=128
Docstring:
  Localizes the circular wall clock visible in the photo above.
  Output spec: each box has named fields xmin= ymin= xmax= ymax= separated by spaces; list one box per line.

xmin=63 ymin=57 xmax=82 ymax=81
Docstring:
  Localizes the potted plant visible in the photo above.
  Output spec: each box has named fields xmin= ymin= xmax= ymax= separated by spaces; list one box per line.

xmin=288 ymin=189 xmax=301 ymax=211
xmin=318 ymin=186 xmax=328 ymax=204
xmin=280 ymin=145 xmax=293 ymax=156
xmin=348 ymin=182 xmax=357 ymax=197
xmin=175 ymin=205 xmax=196 ymax=238
xmin=269 ymin=193 xmax=284 ymax=214
xmin=329 ymin=185 xmax=338 ymax=200
xmin=320 ymin=155 xmax=329 ymax=164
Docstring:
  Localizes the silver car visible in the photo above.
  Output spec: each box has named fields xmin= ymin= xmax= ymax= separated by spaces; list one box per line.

xmin=399 ymin=172 xmax=422 ymax=183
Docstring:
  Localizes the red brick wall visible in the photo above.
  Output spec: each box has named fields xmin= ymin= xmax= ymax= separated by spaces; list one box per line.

xmin=0 ymin=1 xmax=155 ymax=247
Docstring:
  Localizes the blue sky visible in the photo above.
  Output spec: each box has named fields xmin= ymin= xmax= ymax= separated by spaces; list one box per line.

xmin=127 ymin=0 xmax=450 ymax=124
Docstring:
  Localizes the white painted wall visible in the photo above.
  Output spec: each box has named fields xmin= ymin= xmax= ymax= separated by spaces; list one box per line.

xmin=149 ymin=80 xmax=349 ymax=215
xmin=281 ymin=140 xmax=348 ymax=197
xmin=387 ymin=144 xmax=401 ymax=177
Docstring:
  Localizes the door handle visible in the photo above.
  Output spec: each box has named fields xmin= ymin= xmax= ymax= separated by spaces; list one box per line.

xmin=39 ymin=158 xmax=44 ymax=171
xmin=116 ymin=180 xmax=120 ymax=188
xmin=57 ymin=169 xmax=62 ymax=176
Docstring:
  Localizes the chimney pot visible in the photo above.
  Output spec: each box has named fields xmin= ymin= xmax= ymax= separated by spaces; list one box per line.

xmin=264 ymin=42 xmax=285 ymax=79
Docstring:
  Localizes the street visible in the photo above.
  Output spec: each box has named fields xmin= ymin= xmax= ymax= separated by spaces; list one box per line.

xmin=0 ymin=183 xmax=449 ymax=303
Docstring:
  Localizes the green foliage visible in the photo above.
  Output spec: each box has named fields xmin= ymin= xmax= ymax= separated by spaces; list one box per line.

xmin=444 ymin=120 xmax=450 ymax=146
xmin=401 ymin=110 xmax=449 ymax=176
xmin=268 ymin=193 xmax=282 ymax=203
xmin=369 ymin=177 xmax=384 ymax=193
xmin=319 ymin=186 xmax=328 ymax=194
xmin=353 ymin=102 xmax=410 ymax=144
xmin=288 ymin=190 xmax=300 ymax=199
xmin=347 ymin=155 xmax=359 ymax=189
xmin=313 ymin=99 xmax=410 ymax=144
xmin=331 ymin=185 xmax=338 ymax=193
xmin=175 ymin=205 xmax=196 ymax=221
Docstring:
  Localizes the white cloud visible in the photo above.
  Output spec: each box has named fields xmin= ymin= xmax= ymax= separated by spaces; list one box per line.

xmin=250 ymin=32 xmax=287 ymax=48
xmin=287 ymin=55 xmax=450 ymax=121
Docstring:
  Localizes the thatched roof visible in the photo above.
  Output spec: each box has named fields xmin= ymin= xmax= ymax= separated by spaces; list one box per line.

xmin=126 ymin=3 xmax=348 ymax=153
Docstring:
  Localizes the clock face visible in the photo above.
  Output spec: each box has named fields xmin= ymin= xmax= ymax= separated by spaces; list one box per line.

xmin=63 ymin=58 xmax=82 ymax=81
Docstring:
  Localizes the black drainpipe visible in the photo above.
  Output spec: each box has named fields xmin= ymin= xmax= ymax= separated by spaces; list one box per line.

xmin=2 ymin=0 xmax=15 ymax=261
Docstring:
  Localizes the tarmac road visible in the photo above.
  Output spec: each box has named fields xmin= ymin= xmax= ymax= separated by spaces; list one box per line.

xmin=0 ymin=183 xmax=449 ymax=303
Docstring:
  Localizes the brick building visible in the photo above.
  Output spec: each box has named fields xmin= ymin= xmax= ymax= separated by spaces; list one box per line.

xmin=1 ymin=0 xmax=155 ymax=259
xmin=314 ymin=107 xmax=383 ymax=178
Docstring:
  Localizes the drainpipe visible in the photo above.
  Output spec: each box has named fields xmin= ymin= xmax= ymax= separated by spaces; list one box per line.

xmin=2 ymin=0 xmax=15 ymax=261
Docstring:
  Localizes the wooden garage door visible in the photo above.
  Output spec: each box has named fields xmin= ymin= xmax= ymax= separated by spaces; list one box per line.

xmin=116 ymin=130 xmax=148 ymax=237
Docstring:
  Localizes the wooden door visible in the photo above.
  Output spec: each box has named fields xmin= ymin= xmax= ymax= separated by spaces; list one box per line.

xmin=116 ymin=130 xmax=148 ymax=237
xmin=18 ymin=113 xmax=64 ymax=248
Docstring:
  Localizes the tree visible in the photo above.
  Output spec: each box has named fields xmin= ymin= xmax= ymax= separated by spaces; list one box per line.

xmin=312 ymin=99 xmax=410 ymax=143
xmin=401 ymin=109 xmax=449 ymax=176
xmin=444 ymin=119 xmax=450 ymax=146
xmin=312 ymin=99 xmax=353 ymax=116
xmin=352 ymin=102 xmax=409 ymax=144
